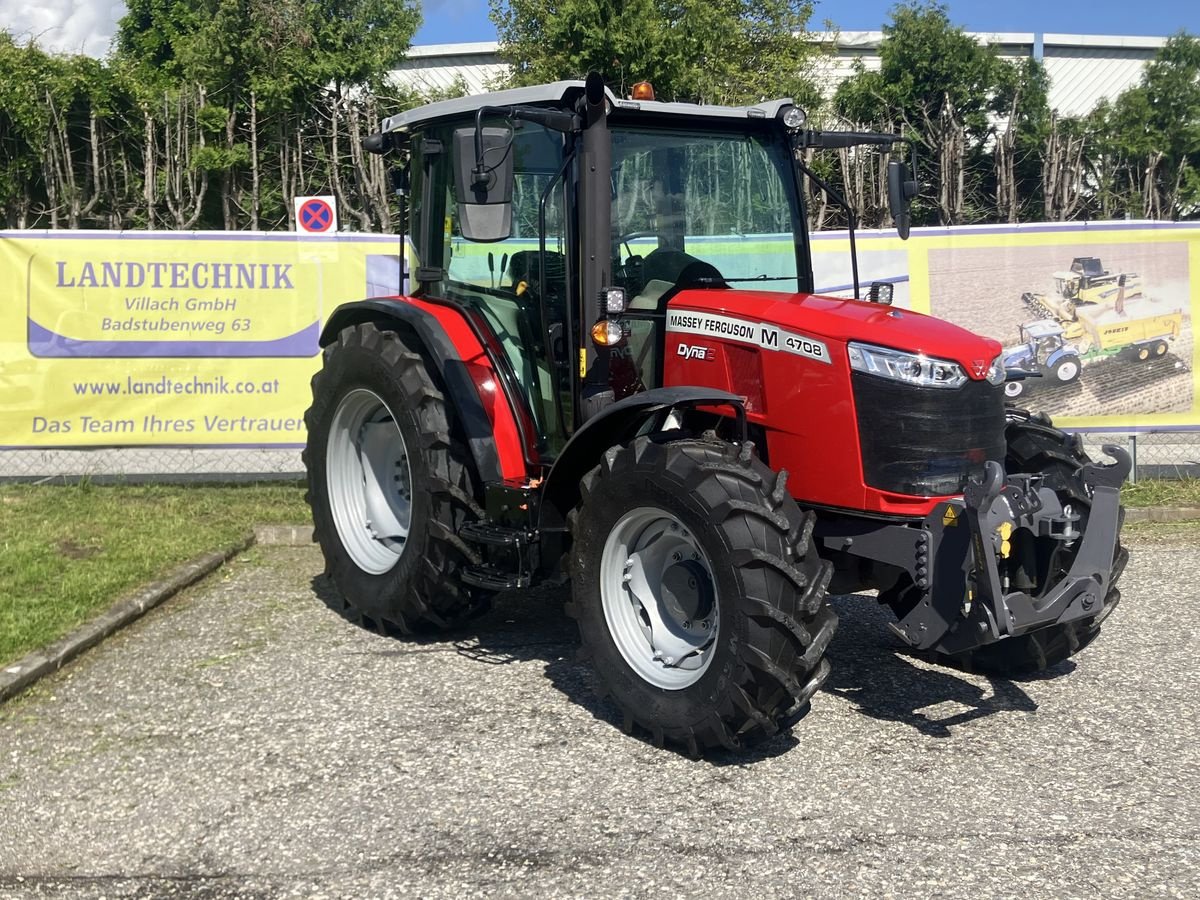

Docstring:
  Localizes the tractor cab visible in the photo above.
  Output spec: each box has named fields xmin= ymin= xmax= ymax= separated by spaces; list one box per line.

xmin=367 ymin=75 xmax=916 ymax=461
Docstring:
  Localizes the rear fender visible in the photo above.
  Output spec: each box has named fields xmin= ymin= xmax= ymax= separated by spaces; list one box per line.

xmin=539 ymin=387 xmax=745 ymax=530
xmin=320 ymin=299 xmax=527 ymax=485
xmin=1046 ymin=347 xmax=1078 ymax=368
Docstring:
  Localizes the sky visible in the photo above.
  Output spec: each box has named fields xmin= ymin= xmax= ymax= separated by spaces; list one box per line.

xmin=2 ymin=0 xmax=1198 ymax=59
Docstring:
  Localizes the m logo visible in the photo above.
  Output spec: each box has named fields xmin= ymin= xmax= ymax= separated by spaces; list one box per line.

xmin=677 ymin=343 xmax=714 ymax=361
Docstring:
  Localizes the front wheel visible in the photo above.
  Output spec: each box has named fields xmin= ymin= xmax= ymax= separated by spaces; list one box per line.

xmin=568 ymin=437 xmax=836 ymax=754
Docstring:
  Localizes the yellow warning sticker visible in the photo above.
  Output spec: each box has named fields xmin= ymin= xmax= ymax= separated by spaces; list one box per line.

xmin=942 ymin=506 xmax=960 ymax=527
xmin=579 ymin=348 xmax=587 ymax=378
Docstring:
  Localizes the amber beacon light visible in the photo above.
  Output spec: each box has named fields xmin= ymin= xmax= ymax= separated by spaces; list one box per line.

xmin=630 ymin=81 xmax=656 ymax=101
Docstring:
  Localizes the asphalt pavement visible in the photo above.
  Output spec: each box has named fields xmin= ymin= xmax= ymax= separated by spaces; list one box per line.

xmin=0 ymin=534 xmax=1197 ymax=899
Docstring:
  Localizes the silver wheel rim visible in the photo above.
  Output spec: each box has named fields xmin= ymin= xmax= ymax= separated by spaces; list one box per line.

xmin=1056 ymin=360 xmax=1079 ymax=382
xmin=600 ymin=507 xmax=719 ymax=690
xmin=326 ymin=388 xmax=413 ymax=575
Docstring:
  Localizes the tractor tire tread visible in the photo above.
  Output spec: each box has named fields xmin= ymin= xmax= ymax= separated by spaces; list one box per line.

xmin=568 ymin=437 xmax=837 ymax=754
xmin=304 ymin=322 xmax=489 ymax=634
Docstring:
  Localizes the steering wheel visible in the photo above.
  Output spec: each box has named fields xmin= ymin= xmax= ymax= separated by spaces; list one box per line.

xmin=613 ymin=230 xmax=661 ymax=264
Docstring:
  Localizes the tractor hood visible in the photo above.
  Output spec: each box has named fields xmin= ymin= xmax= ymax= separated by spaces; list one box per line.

xmin=669 ymin=288 xmax=1003 ymax=375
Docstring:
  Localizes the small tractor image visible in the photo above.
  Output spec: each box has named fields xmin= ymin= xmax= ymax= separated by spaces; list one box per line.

xmin=1000 ymin=320 xmax=1083 ymax=398
xmin=304 ymin=75 xmax=1129 ymax=754
xmin=1022 ymin=257 xmax=1142 ymax=322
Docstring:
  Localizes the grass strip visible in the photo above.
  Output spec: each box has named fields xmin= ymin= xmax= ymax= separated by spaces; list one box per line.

xmin=1121 ymin=477 xmax=1200 ymax=509
xmin=0 ymin=482 xmax=308 ymax=667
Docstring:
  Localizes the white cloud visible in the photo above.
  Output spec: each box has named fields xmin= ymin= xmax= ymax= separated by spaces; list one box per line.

xmin=1 ymin=0 xmax=127 ymax=58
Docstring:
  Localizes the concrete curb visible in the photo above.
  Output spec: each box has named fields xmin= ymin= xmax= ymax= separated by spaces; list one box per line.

xmin=0 ymin=532 xmax=255 ymax=705
xmin=1125 ymin=507 xmax=1200 ymax=524
xmin=253 ymin=524 xmax=314 ymax=546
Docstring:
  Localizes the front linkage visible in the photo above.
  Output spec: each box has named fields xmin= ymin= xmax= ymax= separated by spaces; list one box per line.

xmin=892 ymin=445 xmax=1130 ymax=656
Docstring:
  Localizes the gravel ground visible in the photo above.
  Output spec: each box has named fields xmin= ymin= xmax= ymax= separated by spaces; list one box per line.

xmin=0 ymin=536 xmax=1197 ymax=899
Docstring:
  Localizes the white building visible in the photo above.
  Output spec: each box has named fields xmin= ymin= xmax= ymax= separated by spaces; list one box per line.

xmin=390 ymin=32 xmax=1168 ymax=117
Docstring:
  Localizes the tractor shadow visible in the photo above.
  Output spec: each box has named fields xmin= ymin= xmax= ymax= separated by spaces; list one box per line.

xmin=823 ymin=593 xmax=1070 ymax=738
xmin=311 ymin=575 xmax=1066 ymax=756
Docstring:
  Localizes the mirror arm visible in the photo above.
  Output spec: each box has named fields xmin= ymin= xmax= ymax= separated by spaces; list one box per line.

xmin=795 ymin=154 xmax=860 ymax=300
xmin=472 ymin=104 xmax=581 ymax=183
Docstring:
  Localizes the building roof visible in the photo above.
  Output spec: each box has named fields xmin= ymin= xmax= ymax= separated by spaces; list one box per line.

xmin=389 ymin=32 xmax=1170 ymax=118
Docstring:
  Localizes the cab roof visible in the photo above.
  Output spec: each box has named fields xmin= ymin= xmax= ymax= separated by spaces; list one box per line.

xmin=380 ymin=80 xmax=796 ymax=133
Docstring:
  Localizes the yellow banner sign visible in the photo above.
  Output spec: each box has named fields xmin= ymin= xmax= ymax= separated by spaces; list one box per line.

xmin=2 ymin=222 xmax=1197 ymax=449
xmin=1 ymin=232 xmax=402 ymax=447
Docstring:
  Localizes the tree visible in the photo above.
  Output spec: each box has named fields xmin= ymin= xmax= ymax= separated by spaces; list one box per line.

xmin=1091 ymin=34 xmax=1200 ymax=220
xmin=113 ymin=0 xmax=421 ymax=230
xmin=835 ymin=2 xmax=1048 ymax=226
xmin=489 ymin=0 xmax=823 ymax=108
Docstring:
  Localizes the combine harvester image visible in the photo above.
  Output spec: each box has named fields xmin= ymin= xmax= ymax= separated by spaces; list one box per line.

xmin=1021 ymin=257 xmax=1143 ymax=322
xmin=1006 ymin=279 xmax=1183 ymax=396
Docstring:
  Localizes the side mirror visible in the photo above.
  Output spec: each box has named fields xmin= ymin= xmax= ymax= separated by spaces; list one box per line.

xmin=454 ymin=126 xmax=514 ymax=242
xmin=887 ymin=158 xmax=917 ymax=241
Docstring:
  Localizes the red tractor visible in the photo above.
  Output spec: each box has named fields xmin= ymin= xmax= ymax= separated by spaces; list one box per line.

xmin=304 ymin=75 xmax=1129 ymax=754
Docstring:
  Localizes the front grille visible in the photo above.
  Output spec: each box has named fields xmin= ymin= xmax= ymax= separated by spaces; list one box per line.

xmin=852 ymin=372 xmax=1006 ymax=496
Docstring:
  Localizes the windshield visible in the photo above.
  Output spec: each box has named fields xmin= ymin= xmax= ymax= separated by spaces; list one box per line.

xmin=610 ymin=127 xmax=802 ymax=293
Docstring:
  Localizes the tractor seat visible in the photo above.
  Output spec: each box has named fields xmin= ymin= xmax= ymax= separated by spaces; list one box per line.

xmin=642 ymin=248 xmax=724 ymax=289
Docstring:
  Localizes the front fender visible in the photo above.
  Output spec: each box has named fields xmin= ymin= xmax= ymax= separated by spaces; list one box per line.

xmin=539 ymin=387 xmax=745 ymax=530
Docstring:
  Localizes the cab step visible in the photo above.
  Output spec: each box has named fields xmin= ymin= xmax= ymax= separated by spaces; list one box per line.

xmin=459 ymin=522 xmax=536 ymax=547
xmin=461 ymin=564 xmax=532 ymax=592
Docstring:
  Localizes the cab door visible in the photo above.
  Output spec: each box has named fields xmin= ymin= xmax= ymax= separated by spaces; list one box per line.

xmin=408 ymin=119 xmax=575 ymax=457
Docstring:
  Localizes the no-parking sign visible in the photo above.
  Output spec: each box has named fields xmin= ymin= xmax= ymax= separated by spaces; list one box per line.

xmin=294 ymin=195 xmax=338 ymax=234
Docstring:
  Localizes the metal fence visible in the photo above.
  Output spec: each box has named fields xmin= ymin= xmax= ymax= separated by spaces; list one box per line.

xmin=0 ymin=447 xmax=304 ymax=484
xmin=2 ymin=431 xmax=1197 ymax=484
xmin=1078 ymin=431 xmax=1200 ymax=482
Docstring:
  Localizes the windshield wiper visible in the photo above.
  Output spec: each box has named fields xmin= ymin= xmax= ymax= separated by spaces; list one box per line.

xmin=723 ymin=275 xmax=796 ymax=282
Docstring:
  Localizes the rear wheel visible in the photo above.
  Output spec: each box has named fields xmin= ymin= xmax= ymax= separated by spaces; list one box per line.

xmin=1051 ymin=357 xmax=1081 ymax=384
xmin=954 ymin=410 xmax=1128 ymax=675
xmin=568 ymin=437 xmax=836 ymax=753
xmin=304 ymin=322 xmax=487 ymax=632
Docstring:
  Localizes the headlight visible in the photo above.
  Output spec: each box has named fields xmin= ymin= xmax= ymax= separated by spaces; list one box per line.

xmin=848 ymin=342 xmax=967 ymax=389
xmin=985 ymin=355 xmax=1006 ymax=385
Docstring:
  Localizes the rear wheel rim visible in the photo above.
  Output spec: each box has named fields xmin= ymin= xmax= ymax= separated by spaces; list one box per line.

xmin=326 ymin=388 xmax=413 ymax=575
xmin=1056 ymin=360 xmax=1079 ymax=382
xmin=600 ymin=507 xmax=719 ymax=690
